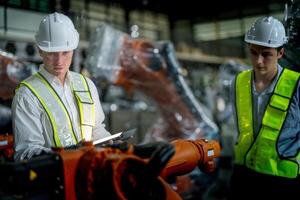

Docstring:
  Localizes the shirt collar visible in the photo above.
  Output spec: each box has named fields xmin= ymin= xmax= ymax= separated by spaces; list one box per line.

xmin=39 ymin=65 xmax=71 ymax=86
xmin=252 ymin=64 xmax=283 ymax=95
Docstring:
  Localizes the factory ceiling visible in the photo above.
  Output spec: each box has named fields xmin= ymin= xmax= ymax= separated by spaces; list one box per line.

xmin=96 ymin=0 xmax=287 ymax=22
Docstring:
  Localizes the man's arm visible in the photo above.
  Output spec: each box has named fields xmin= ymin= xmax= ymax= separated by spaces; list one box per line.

xmin=277 ymin=79 xmax=300 ymax=157
xmin=12 ymin=87 xmax=52 ymax=161
xmin=230 ymin=75 xmax=238 ymax=144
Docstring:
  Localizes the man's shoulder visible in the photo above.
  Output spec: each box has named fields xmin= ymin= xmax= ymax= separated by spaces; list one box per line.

xmin=69 ymin=71 xmax=91 ymax=80
xmin=15 ymin=74 xmax=38 ymax=92
xmin=283 ymin=67 xmax=300 ymax=76
xmin=234 ymin=69 xmax=252 ymax=80
xmin=69 ymin=71 xmax=81 ymax=78
xmin=69 ymin=71 xmax=96 ymax=88
xmin=13 ymin=82 xmax=37 ymax=106
xmin=239 ymin=69 xmax=252 ymax=74
xmin=20 ymin=73 xmax=38 ymax=83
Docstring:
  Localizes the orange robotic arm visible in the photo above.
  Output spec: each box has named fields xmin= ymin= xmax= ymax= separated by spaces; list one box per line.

xmin=0 ymin=139 xmax=220 ymax=200
xmin=57 ymin=139 xmax=220 ymax=200
xmin=56 ymin=142 xmax=182 ymax=200
xmin=160 ymin=139 xmax=221 ymax=179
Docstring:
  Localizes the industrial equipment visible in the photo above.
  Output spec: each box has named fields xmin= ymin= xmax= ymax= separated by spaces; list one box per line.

xmin=0 ymin=138 xmax=220 ymax=200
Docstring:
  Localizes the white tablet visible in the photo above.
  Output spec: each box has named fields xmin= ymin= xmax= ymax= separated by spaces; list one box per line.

xmin=92 ymin=132 xmax=123 ymax=145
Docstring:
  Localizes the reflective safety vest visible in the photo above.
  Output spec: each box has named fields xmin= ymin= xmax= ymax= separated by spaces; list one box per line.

xmin=17 ymin=72 xmax=95 ymax=147
xmin=234 ymin=68 xmax=300 ymax=178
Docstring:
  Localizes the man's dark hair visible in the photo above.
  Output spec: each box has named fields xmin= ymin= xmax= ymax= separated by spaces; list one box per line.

xmin=277 ymin=46 xmax=284 ymax=52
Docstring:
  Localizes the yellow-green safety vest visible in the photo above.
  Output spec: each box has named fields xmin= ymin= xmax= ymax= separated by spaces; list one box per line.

xmin=17 ymin=71 xmax=95 ymax=147
xmin=235 ymin=68 xmax=300 ymax=178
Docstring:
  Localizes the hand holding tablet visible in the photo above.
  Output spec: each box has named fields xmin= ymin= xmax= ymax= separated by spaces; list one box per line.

xmin=93 ymin=128 xmax=136 ymax=146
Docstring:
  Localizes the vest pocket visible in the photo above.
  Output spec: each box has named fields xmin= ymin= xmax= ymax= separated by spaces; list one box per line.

xmin=74 ymin=91 xmax=95 ymax=127
xmin=74 ymin=91 xmax=94 ymax=104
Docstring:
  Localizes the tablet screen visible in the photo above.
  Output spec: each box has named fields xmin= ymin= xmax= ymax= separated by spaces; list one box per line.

xmin=92 ymin=132 xmax=123 ymax=145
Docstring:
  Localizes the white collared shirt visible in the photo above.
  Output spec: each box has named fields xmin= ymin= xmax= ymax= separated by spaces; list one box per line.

xmin=12 ymin=65 xmax=110 ymax=160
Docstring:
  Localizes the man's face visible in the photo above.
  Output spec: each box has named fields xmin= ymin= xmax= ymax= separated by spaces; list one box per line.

xmin=249 ymin=44 xmax=284 ymax=74
xmin=39 ymin=50 xmax=73 ymax=79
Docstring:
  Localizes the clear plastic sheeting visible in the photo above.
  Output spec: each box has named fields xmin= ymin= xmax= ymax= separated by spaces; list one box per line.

xmin=85 ymin=23 xmax=126 ymax=83
xmin=84 ymin=23 xmax=219 ymax=142
xmin=281 ymin=0 xmax=300 ymax=71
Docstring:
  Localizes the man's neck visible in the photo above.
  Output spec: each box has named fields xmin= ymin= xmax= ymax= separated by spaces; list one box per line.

xmin=254 ymin=66 xmax=277 ymax=93
xmin=58 ymin=75 xmax=66 ymax=85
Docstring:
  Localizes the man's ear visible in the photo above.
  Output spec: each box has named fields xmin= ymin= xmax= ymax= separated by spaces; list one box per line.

xmin=278 ymin=48 xmax=284 ymax=59
xmin=38 ymin=47 xmax=43 ymax=56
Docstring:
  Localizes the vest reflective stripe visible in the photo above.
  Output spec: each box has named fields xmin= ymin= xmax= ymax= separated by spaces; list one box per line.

xmin=234 ymin=70 xmax=253 ymax=165
xmin=235 ymin=68 xmax=300 ymax=178
xmin=71 ymin=72 xmax=95 ymax=141
xmin=17 ymin=82 xmax=61 ymax=147
xmin=25 ymin=73 xmax=78 ymax=147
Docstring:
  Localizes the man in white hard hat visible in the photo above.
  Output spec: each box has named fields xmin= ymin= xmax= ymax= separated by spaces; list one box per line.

xmin=12 ymin=12 xmax=111 ymax=161
xmin=228 ymin=16 xmax=300 ymax=199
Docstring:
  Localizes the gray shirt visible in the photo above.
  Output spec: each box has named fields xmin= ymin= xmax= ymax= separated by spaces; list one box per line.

xmin=231 ymin=64 xmax=300 ymax=157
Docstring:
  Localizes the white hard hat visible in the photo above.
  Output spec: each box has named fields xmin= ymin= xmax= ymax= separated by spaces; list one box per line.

xmin=245 ymin=16 xmax=287 ymax=48
xmin=35 ymin=12 xmax=79 ymax=52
